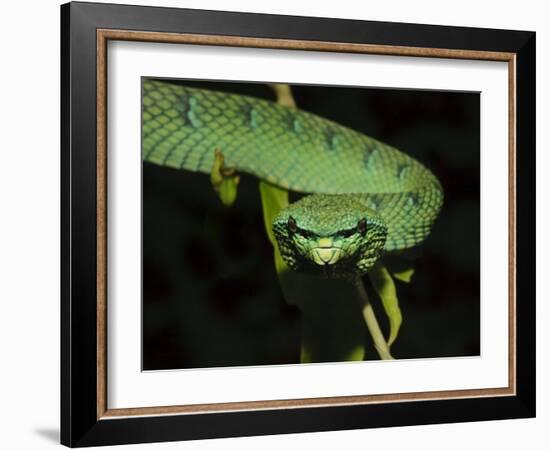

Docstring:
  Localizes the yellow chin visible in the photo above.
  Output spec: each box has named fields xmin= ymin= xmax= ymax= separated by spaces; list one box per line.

xmin=311 ymin=247 xmax=344 ymax=266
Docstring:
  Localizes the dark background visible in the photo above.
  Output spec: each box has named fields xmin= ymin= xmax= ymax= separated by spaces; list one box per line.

xmin=142 ymin=80 xmax=480 ymax=370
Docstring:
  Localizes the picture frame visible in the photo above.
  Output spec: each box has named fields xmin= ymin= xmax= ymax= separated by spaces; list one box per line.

xmin=61 ymin=1 xmax=535 ymax=447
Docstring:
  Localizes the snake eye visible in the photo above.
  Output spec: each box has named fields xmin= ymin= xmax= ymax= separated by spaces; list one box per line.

xmin=357 ymin=219 xmax=367 ymax=236
xmin=287 ymin=216 xmax=297 ymax=233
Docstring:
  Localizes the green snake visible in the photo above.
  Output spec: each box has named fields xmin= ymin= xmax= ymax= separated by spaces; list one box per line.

xmin=143 ymin=79 xmax=443 ymax=279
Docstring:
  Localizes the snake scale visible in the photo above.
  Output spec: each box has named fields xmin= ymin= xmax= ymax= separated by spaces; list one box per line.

xmin=143 ymin=79 xmax=443 ymax=278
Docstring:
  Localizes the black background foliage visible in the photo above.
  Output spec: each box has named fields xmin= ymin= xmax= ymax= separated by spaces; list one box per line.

xmin=143 ymin=80 xmax=480 ymax=370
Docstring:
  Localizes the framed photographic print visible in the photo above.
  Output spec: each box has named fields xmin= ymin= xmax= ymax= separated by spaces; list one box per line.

xmin=61 ymin=1 xmax=536 ymax=447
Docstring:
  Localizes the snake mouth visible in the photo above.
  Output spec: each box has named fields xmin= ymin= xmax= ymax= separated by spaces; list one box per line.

xmin=310 ymin=247 xmax=344 ymax=266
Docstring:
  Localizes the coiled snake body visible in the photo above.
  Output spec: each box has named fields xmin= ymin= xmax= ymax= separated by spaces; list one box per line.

xmin=143 ymin=80 xmax=443 ymax=278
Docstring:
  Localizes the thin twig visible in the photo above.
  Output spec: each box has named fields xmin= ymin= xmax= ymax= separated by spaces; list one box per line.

xmin=270 ymin=84 xmax=296 ymax=108
xmin=355 ymin=280 xmax=394 ymax=360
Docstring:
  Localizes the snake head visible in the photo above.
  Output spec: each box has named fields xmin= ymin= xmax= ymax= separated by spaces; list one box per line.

xmin=272 ymin=194 xmax=387 ymax=278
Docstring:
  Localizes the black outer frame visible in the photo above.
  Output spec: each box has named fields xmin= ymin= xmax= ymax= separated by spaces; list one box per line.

xmin=60 ymin=1 xmax=535 ymax=447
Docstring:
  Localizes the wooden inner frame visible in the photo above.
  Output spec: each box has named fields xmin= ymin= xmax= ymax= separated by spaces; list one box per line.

xmin=96 ymin=29 xmax=517 ymax=420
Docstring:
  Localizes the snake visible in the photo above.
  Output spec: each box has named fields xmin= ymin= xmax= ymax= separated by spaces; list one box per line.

xmin=142 ymin=79 xmax=443 ymax=279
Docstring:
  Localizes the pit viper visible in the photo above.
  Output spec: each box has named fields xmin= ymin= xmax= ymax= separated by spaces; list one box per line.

xmin=142 ymin=79 xmax=443 ymax=278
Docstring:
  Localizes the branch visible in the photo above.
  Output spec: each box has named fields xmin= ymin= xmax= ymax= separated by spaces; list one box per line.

xmin=355 ymin=280 xmax=394 ymax=360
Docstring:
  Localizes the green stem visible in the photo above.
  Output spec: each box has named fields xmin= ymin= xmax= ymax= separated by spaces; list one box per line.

xmin=355 ymin=280 xmax=394 ymax=360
